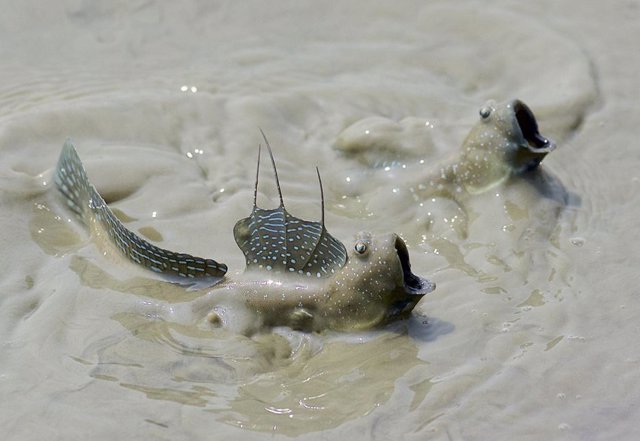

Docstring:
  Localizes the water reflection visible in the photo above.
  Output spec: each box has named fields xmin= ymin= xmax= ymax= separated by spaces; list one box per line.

xmin=223 ymin=331 xmax=424 ymax=435
xmin=29 ymin=202 xmax=82 ymax=256
xmin=77 ymin=309 xmax=449 ymax=436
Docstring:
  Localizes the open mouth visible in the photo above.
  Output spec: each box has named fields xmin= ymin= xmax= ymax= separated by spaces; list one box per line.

xmin=514 ymin=100 xmax=555 ymax=153
xmin=394 ymin=237 xmax=435 ymax=296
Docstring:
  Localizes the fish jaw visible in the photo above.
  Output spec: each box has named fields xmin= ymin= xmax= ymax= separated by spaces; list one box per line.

xmin=457 ymin=99 xmax=555 ymax=193
xmin=510 ymin=99 xmax=556 ymax=172
xmin=320 ymin=232 xmax=435 ymax=330
xmin=393 ymin=235 xmax=436 ymax=296
xmin=475 ymin=99 xmax=555 ymax=171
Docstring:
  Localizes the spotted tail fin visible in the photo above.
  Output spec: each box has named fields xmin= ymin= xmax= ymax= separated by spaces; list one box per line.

xmin=54 ymin=140 xmax=227 ymax=284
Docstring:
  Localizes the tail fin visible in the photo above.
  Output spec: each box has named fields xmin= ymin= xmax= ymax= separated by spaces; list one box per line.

xmin=54 ymin=141 xmax=227 ymax=284
xmin=55 ymin=140 xmax=93 ymax=225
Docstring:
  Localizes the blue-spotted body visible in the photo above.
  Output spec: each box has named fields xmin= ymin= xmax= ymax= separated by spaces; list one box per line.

xmin=55 ymin=136 xmax=435 ymax=333
xmin=418 ymin=99 xmax=556 ymax=199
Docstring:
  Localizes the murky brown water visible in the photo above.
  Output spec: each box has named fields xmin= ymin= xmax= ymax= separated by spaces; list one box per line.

xmin=1 ymin=1 xmax=639 ymax=440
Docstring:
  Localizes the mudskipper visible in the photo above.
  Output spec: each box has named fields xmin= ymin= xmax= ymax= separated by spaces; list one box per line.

xmin=54 ymin=134 xmax=435 ymax=334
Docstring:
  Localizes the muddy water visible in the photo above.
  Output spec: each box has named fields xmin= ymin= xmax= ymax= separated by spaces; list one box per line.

xmin=1 ymin=1 xmax=639 ymax=440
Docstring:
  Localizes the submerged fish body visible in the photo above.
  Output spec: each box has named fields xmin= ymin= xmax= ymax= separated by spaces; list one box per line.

xmin=419 ymin=99 xmax=556 ymax=198
xmin=54 ymin=137 xmax=435 ymax=333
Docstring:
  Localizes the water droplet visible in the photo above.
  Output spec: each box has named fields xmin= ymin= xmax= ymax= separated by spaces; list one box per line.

xmin=570 ymin=237 xmax=585 ymax=247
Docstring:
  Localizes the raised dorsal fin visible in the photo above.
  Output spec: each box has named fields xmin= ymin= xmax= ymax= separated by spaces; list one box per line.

xmin=233 ymin=134 xmax=347 ymax=278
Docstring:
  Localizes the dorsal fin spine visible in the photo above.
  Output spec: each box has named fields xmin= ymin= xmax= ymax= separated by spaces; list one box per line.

xmin=316 ymin=167 xmax=325 ymax=227
xmin=259 ymin=128 xmax=285 ymax=207
xmin=253 ymin=144 xmax=261 ymax=208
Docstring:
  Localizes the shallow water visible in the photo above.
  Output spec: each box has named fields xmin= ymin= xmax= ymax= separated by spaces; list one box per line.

xmin=1 ymin=1 xmax=639 ymax=440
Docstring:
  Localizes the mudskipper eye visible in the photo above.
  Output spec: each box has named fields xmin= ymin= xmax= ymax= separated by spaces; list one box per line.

xmin=354 ymin=242 xmax=367 ymax=254
xmin=479 ymin=106 xmax=492 ymax=119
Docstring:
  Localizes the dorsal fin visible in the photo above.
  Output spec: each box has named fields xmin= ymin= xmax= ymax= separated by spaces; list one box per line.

xmin=233 ymin=134 xmax=347 ymax=278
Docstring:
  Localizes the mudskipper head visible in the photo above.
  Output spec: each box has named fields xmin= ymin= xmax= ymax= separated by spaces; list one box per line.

xmin=458 ymin=99 xmax=556 ymax=193
xmin=325 ymin=232 xmax=435 ymax=331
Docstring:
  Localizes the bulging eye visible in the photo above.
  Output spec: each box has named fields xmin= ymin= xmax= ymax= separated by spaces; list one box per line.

xmin=354 ymin=241 xmax=367 ymax=254
xmin=479 ymin=106 xmax=492 ymax=119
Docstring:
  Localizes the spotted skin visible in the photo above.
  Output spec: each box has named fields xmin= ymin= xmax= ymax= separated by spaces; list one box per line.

xmin=233 ymin=135 xmax=348 ymax=278
xmin=233 ymin=134 xmax=347 ymax=278
xmin=55 ymin=141 xmax=227 ymax=282
xmin=54 ymin=138 xmax=436 ymax=333
xmin=418 ymin=99 xmax=556 ymax=199
xmin=234 ymin=205 xmax=347 ymax=278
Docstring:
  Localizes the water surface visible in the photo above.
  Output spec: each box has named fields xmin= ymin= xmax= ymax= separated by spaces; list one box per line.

xmin=1 ymin=1 xmax=639 ymax=440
